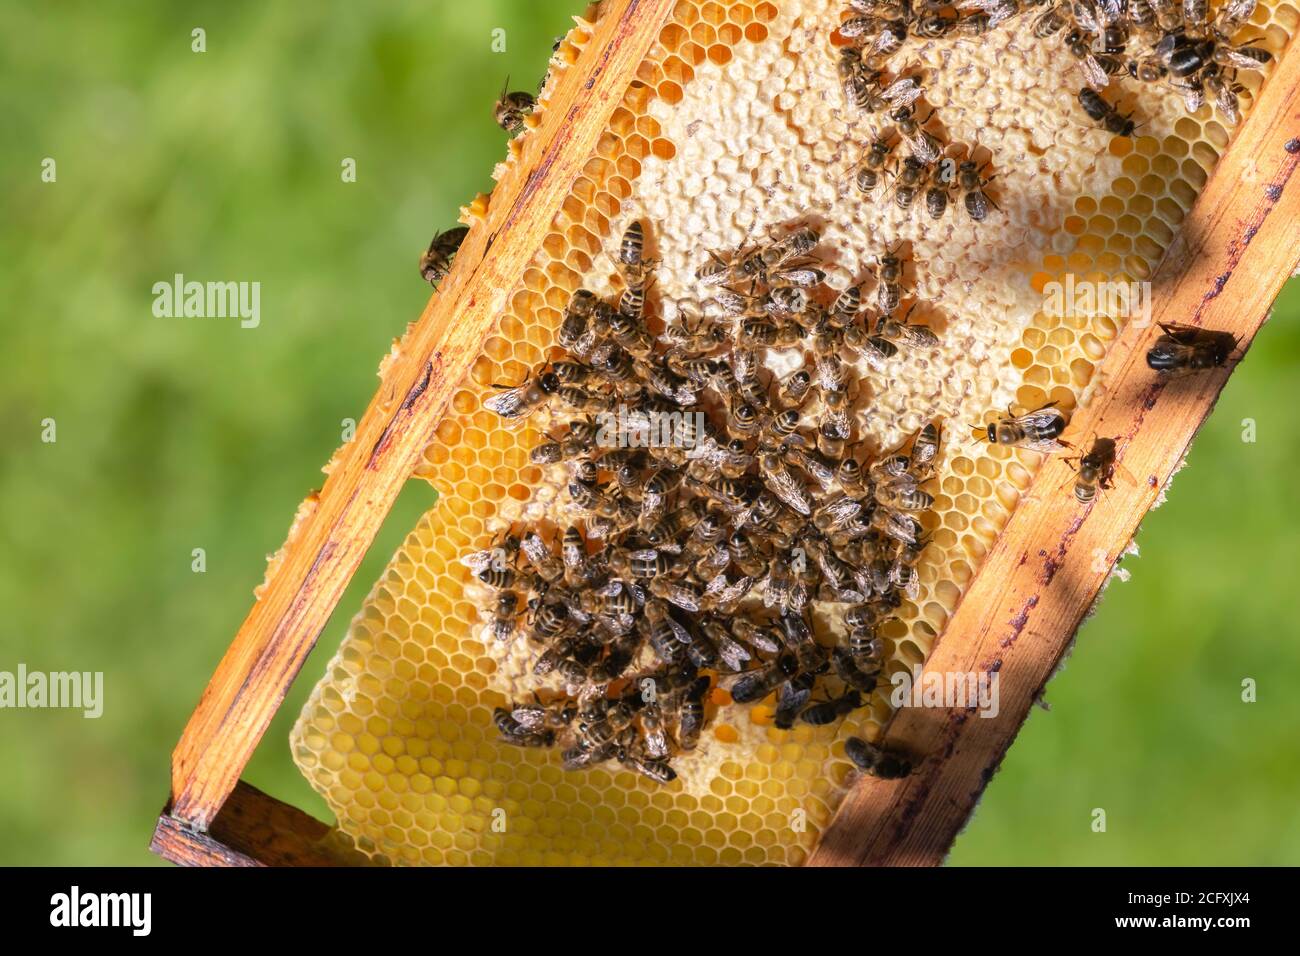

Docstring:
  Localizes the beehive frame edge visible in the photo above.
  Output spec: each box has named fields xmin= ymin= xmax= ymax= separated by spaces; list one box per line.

xmin=150 ymin=2 xmax=1300 ymax=867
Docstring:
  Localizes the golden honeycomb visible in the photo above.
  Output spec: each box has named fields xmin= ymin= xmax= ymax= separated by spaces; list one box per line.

xmin=290 ymin=0 xmax=1297 ymax=865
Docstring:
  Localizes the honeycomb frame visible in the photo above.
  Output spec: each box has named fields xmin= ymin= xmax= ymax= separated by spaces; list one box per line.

xmin=152 ymin=0 xmax=1300 ymax=867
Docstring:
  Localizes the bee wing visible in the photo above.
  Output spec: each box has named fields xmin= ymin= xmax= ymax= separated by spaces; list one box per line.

xmin=598 ymin=579 xmax=624 ymax=597
xmin=761 ymin=462 xmax=814 ymax=516
xmin=774 ymin=267 xmax=826 ymax=287
xmin=1219 ymin=48 xmax=1268 ymax=71
xmin=860 ymin=336 xmax=895 ymax=371
xmin=1219 ymin=0 xmax=1256 ymax=23
xmin=1080 ymin=56 xmax=1110 ymax=90
xmin=893 ymin=323 xmax=939 ymax=348
xmin=732 ymin=347 xmax=760 ymax=381
xmin=511 ymin=706 xmax=546 ymax=730
xmin=826 ymin=585 xmax=867 ymax=603
xmin=520 ymin=533 xmax=553 ymax=565
xmin=714 ymin=575 xmax=754 ymax=605
xmin=793 ymin=451 xmax=836 ymax=489
xmin=717 ymin=635 xmax=753 ymax=671
xmin=879 ymin=78 xmax=923 ymax=108
xmin=1017 ymin=437 xmax=1070 ymax=454
xmin=817 ymin=494 xmax=863 ymax=526
xmin=824 ymin=409 xmax=852 ymax=439
xmin=907 ymin=132 xmax=942 ymax=165
xmin=629 ymin=548 xmax=661 ymax=561
xmin=1097 ymin=0 xmax=1124 ymax=22
xmin=460 ymin=548 xmax=496 ymax=572
xmin=815 ymin=353 xmax=845 ymax=389
xmin=778 ymin=678 xmax=814 ymax=712
xmin=1014 ymin=406 xmax=1066 ymax=432
xmin=1074 ymin=2 xmax=1102 ymax=32
xmin=839 ymin=15 xmax=881 ymax=38
xmin=484 ymin=386 xmax=527 ymax=417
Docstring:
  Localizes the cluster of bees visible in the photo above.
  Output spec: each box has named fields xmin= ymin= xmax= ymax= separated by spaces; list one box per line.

xmin=464 ymin=219 xmax=975 ymax=783
xmin=836 ymin=3 xmax=999 ymax=219
xmin=837 ymin=0 xmax=1272 ymax=165
xmin=448 ymin=213 xmax=1240 ymax=785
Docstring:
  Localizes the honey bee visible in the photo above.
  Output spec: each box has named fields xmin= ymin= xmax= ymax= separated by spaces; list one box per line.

xmin=915 ymin=12 xmax=958 ymax=37
xmin=561 ymin=738 xmax=617 ymax=770
xmin=866 ymin=18 xmax=910 ymax=59
xmin=959 ymin=12 xmax=995 ymax=34
xmin=461 ymin=532 xmax=522 ymax=576
xmin=676 ymin=675 xmax=711 ymax=750
xmin=875 ymin=475 xmax=934 ymax=512
xmin=559 ymin=289 xmax=597 ymax=352
xmin=924 ymin=161 xmax=953 ymax=219
xmin=889 ymin=536 xmax=926 ymax=599
xmin=1145 ymin=322 xmax=1237 ymax=373
xmin=892 ymin=155 xmax=927 ymax=211
xmin=485 ymin=367 xmax=561 ymax=419
xmin=758 ymin=450 xmax=816 ymax=517
xmin=875 ymin=248 xmax=905 ymax=313
xmin=529 ymin=597 xmax=571 ymax=642
xmin=495 ymin=707 xmax=555 ymax=748
xmin=833 ymin=646 xmax=880 ymax=692
xmin=911 ymin=421 xmax=942 ymax=475
xmin=418 ymin=226 xmax=469 ymax=287
xmin=1213 ymin=0 xmax=1258 ymax=39
xmin=774 ymin=672 xmax=817 ymax=730
xmin=845 ymin=736 xmax=913 ymax=778
xmin=838 ymin=47 xmax=873 ymax=111
xmin=740 ymin=317 xmax=804 ymax=348
xmin=1205 ymin=66 xmax=1245 ymax=125
xmin=856 ymin=332 xmax=900 ymax=370
xmin=493 ymin=78 xmax=536 ymax=134
xmin=801 ymin=689 xmax=863 ymax=726
xmin=875 ymin=303 xmax=940 ymax=348
xmin=980 ymin=402 xmax=1070 ymax=453
xmin=819 ymin=387 xmax=853 ymax=443
xmin=760 ymin=554 xmax=809 ymax=612
xmin=1064 ymin=28 xmax=1124 ymax=90
xmin=1078 ymin=86 xmax=1137 ymax=135
xmin=778 ymin=368 xmax=814 ymax=407
xmin=491 ymin=591 xmax=520 ymax=642
xmin=854 ymin=134 xmax=895 ymax=196
xmin=640 ymin=700 xmax=673 ymax=759
xmin=892 ymin=104 xmax=942 ymax=165
xmin=619 ymin=744 xmax=678 ymax=784
xmin=1065 ymin=436 xmax=1120 ymax=503
xmin=520 ymin=532 xmax=564 ymax=584
xmin=957 ymin=0 xmax=1022 ymax=27
xmin=957 ymin=157 xmax=999 ymax=221
xmin=731 ymin=651 xmax=799 ymax=703
xmin=1032 ymin=0 xmax=1071 ymax=36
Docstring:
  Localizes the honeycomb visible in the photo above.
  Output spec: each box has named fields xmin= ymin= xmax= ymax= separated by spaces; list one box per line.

xmin=290 ymin=0 xmax=1297 ymax=865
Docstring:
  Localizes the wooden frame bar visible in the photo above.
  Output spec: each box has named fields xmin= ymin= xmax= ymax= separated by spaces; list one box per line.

xmin=152 ymin=2 xmax=1300 ymax=865
xmin=151 ymin=781 xmax=363 ymax=867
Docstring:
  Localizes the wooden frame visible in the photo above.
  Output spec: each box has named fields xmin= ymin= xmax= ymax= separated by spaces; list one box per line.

xmin=151 ymin=1 xmax=1300 ymax=866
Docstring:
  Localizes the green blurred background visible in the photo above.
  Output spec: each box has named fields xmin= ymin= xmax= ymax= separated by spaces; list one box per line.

xmin=1 ymin=1 xmax=1296 ymax=866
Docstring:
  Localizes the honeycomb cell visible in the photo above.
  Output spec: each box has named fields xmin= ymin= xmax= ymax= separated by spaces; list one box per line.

xmin=300 ymin=0 xmax=1295 ymax=866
